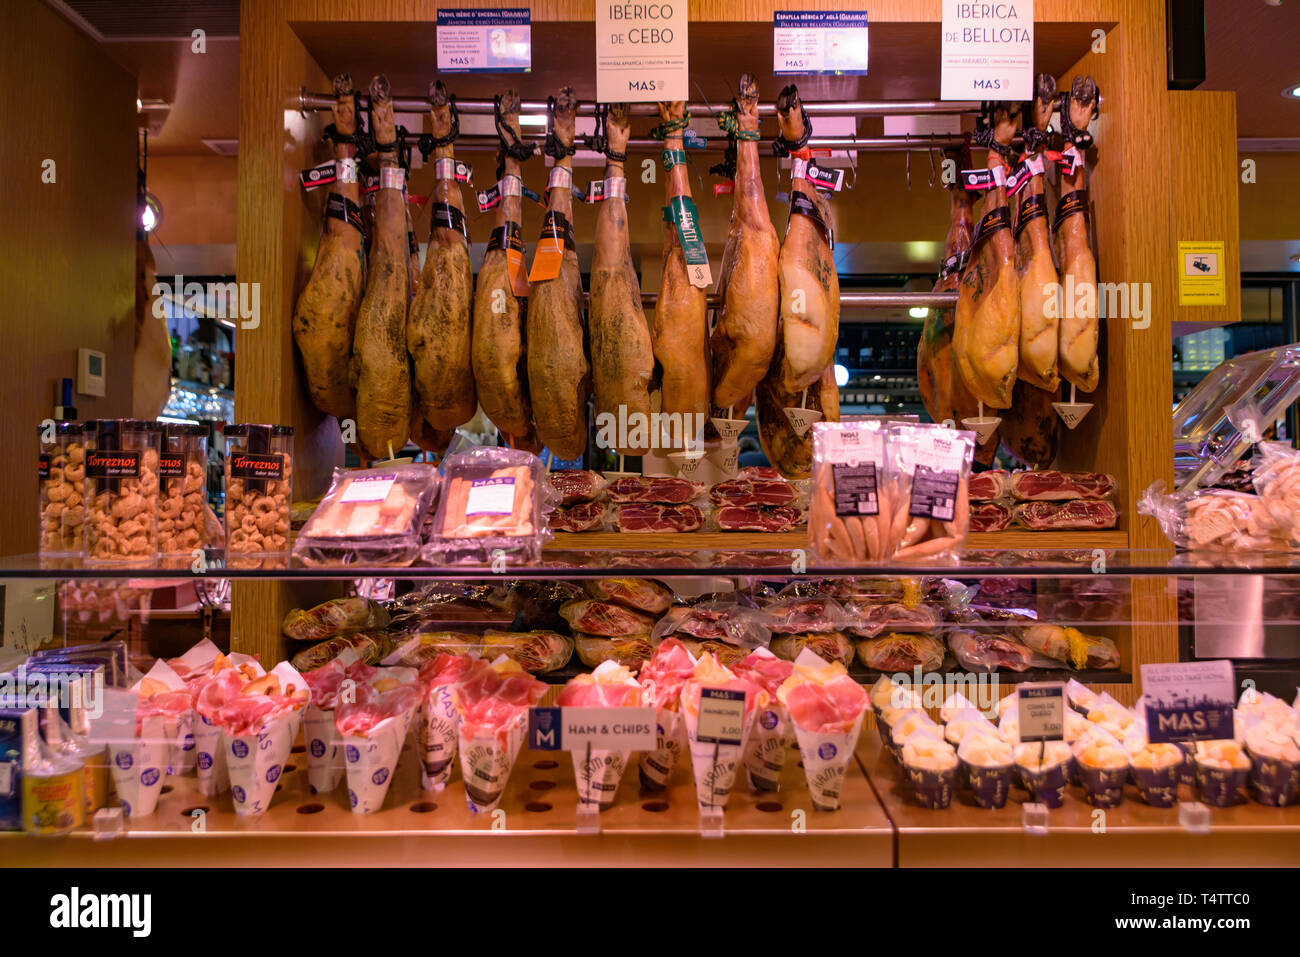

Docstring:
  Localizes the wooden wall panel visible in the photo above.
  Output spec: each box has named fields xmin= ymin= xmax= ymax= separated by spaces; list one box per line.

xmin=0 ymin=0 xmax=138 ymax=557
xmin=1238 ymin=153 xmax=1300 ymax=240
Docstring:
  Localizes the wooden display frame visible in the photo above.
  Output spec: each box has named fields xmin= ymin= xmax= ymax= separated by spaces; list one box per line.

xmin=235 ymin=0 xmax=1241 ymax=713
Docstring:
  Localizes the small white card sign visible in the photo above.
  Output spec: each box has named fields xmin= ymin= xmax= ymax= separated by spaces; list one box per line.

xmin=529 ymin=707 xmax=657 ymax=752
xmin=1140 ymin=660 xmax=1236 ymax=744
xmin=1017 ymin=682 xmax=1065 ymax=741
xmin=437 ymin=9 xmax=532 ymax=74
xmin=940 ymin=0 xmax=1034 ymax=101
xmin=774 ymin=11 xmax=869 ymax=76
xmin=595 ymin=1 xmax=688 ymax=102
xmin=696 ymin=688 xmax=747 ymax=746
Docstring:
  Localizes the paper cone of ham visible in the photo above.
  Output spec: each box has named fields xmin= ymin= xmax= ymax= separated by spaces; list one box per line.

xmin=337 ymin=666 xmax=422 ymax=813
xmin=556 ymin=660 xmax=647 ymax=811
xmin=417 ymin=655 xmax=490 ymax=792
xmin=208 ymin=661 xmax=309 ymax=816
xmin=455 ymin=657 xmax=548 ymax=814
xmin=165 ymin=640 xmax=227 ymax=774
xmin=191 ymin=653 xmax=264 ymax=795
xmin=301 ymin=650 xmax=365 ymax=794
xmin=681 ymin=653 xmax=768 ymax=812
xmin=776 ymin=648 xmax=869 ymax=811
xmin=132 ymin=660 xmax=197 ymax=779
xmin=734 ymin=647 xmax=795 ymax=792
xmin=107 ymin=711 xmax=168 ymax=818
xmin=637 ymin=638 xmax=697 ymax=789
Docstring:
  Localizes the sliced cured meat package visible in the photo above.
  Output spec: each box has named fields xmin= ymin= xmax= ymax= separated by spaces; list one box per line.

xmin=968 ymin=470 xmax=1011 ymax=501
xmin=613 ymin=503 xmax=704 ymax=533
xmin=970 ymin=501 xmax=1013 ymax=532
xmin=854 ymin=633 xmax=947 ymax=672
xmin=1010 ymin=470 xmax=1116 ymax=501
xmin=606 ymin=475 xmax=704 ymax=504
xmin=714 ymin=505 xmax=803 ymax=532
xmin=947 ymin=630 xmax=1036 ymax=673
xmin=548 ymin=501 xmax=607 ymax=532
xmin=843 ymin=599 xmax=941 ymax=638
xmin=761 ymin=596 xmax=850 ymax=634
xmin=709 ymin=477 xmax=798 ymax=507
xmin=559 ymin=599 xmax=656 ymax=637
xmin=1012 ymin=500 xmax=1117 ymax=530
xmin=583 ymin=577 xmax=674 ymax=615
xmin=547 ymin=470 xmax=608 ymax=505
xmin=769 ymin=631 xmax=853 ymax=667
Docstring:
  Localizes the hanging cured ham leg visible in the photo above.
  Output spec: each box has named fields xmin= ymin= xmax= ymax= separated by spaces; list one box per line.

xmin=710 ymin=74 xmax=779 ymax=415
xmin=351 ymin=74 xmax=412 ymax=458
xmin=527 ymin=88 xmax=590 ymax=459
xmin=1056 ymin=76 xmax=1100 ymax=393
xmin=472 ymin=90 xmax=539 ymax=447
xmin=652 ymin=100 xmax=709 ymax=443
xmin=1015 ymin=74 xmax=1061 ymax=391
xmin=292 ymin=74 xmax=364 ymax=419
xmin=774 ymin=84 xmax=839 ymax=393
xmin=589 ymin=104 xmax=656 ymax=456
xmin=757 ymin=360 xmax=839 ymax=480
xmin=953 ymin=102 xmax=1020 ymax=411
xmin=409 ymin=81 xmax=476 ymax=433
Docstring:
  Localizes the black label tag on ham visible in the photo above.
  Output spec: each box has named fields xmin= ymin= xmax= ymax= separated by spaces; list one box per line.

xmin=229 ymin=452 xmax=284 ymax=480
xmin=960 ymin=167 xmax=1007 ymax=191
xmin=908 ymin=465 xmax=958 ymax=521
xmin=969 ymin=206 xmax=1011 ymax=253
xmin=804 ymin=162 xmax=844 ymax=192
xmin=86 ymin=450 xmax=141 ymax=479
xmin=788 ymin=191 xmax=833 ymax=250
xmin=1053 ymin=190 xmax=1089 ymax=233
xmin=1005 ymin=160 xmax=1034 ymax=196
xmin=300 ymin=160 xmax=337 ymax=191
xmin=477 ymin=182 xmax=503 ymax=211
xmin=39 ymin=454 xmax=51 ymax=480
xmin=833 ymin=463 xmax=879 ymax=516
xmin=430 ymin=201 xmax=468 ymax=242
xmin=487 ymin=221 xmax=525 ymax=254
xmin=537 ymin=209 xmax=577 ymax=252
xmin=1015 ymin=193 xmax=1049 ymax=240
xmin=158 ymin=452 xmax=185 ymax=478
xmin=324 ymin=193 xmax=365 ymax=237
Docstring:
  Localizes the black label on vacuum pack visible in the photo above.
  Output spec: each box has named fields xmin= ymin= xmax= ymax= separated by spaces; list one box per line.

xmin=39 ymin=454 xmax=51 ymax=479
xmin=158 ymin=452 xmax=186 ymax=478
xmin=833 ymin=463 xmax=879 ymax=517
xmin=229 ymin=452 xmax=284 ymax=480
xmin=908 ymin=465 xmax=959 ymax=521
xmin=85 ymin=450 xmax=141 ymax=479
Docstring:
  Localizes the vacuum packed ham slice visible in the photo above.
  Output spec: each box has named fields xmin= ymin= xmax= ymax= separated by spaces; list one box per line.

xmin=970 ymin=501 xmax=1013 ymax=532
xmin=715 ymin=505 xmax=802 ymax=532
xmin=613 ymin=503 xmax=704 ymax=533
xmin=548 ymin=500 xmax=607 ymax=532
xmin=1012 ymin=500 xmax=1117 ymax=530
xmin=710 ymin=477 xmax=797 ymax=507
xmin=547 ymin=469 xmax=608 ymax=504
xmin=606 ymin=475 xmax=703 ymax=504
xmin=968 ymin=470 xmax=1011 ymax=501
xmin=1010 ymin=470 xmax=1116 ymax=500
xmin=559 ymin=599 xmax=656 ymax=637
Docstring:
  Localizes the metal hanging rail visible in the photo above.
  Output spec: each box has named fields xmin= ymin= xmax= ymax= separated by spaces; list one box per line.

xmin=407 ymin=133 xmax=968 ymax=154
xmin=612 ymin=291 xmax=958 ymax=309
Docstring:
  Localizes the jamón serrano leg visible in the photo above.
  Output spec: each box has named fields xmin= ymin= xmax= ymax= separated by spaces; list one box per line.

xmin=351 ymin=74 xmax=412 ymax=458
xmin=409 ymin=81 xmax=476 ymax=431
xmin=292 ymin=73 xmax=364 ymax=419
xmin=527 ymin=88 xmax=590 ymax=459
xmin=1015 ymin=75 xmax=1061 ymax=391
xmin=589 ymin=103 xmax=655 ymax=456
xmin=652 ymin=100 xmax=709 ymax=440
xmin=710 ymin=75 xmax=779 ymax=414
xmin=1000 ymin=379 xmax=1057 ymax=469
xmin=775 ymin=84 xmax=839 ymax=393
xmin=1056 ymin=76 xmax=1100 ymax=393
xmin=953 ymin=102 xmax=1020 ymax=410
xmin=756 ymin=359 xmax=839 ymax=480
xmin=471 ymin=90 xmax=538 ymax=445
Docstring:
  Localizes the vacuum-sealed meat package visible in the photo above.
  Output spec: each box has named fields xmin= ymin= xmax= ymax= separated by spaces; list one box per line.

xmin=294 ymin=464 xmax=440 ymax=566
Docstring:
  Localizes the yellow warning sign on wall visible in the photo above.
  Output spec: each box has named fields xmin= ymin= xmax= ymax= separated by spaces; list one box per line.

xmin=1177 ymin=241 xmax=1225 ymax=306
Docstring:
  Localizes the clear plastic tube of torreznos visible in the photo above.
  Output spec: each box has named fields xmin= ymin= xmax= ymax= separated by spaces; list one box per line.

xmin=224 ymin=424 xmax=293 ymax=566
xmin=84 ymin=419 xmax=163 ymax=566
xmin=158 ymin=423 xmax=210 ymax=561
xmin=885 ymin=423 xmax=976 ymax=563
xmin=808 ymin=420 xmax=888 ymax=565
xmin=38 ymin=421 xmax=87 ymax=556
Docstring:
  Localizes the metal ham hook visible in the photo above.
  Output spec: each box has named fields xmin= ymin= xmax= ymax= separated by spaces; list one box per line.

xmin=928 ymin=147 xmax=937 ymax=188
xmin=905 ymin=132 xmax=911 ymax=189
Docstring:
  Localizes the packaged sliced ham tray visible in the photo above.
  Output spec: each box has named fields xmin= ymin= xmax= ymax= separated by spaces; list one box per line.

xmin=293 ymin=464 xmax=440 ymax=566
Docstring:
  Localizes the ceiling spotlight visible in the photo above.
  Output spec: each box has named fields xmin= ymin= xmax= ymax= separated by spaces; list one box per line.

xmin=908 ymin=306 xmax=929 ymax=319
xmin=141 ymin=192 xmax=162 ymax=233
xmin=833 ymin=364 xmax=849 ymax=387
xmin=1284 ymin=84 xmax=1300 ymax=98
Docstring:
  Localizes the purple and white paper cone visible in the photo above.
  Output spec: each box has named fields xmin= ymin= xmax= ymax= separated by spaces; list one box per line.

xmin=683 ymin=706 xmax=751 ymax=811
xmin=458 ymin=713 xmax=528 ymax=814
xmin=225 ymin=716 xmax=295 ymax=817
xmin=790 ymin=712 xmax=865 ymax=811
xmin=342 ymin=713 xmax=407 ymax=814
xmin=417 ymin=685 xmax=461 ymax=792
xmin=193 ymin=710 xmax=229 ymax=795
xmin=571 ymin=749 xmax=630 ymax=811
xmin=745 ymin=703 xmax=792 ymax=792
xmin=639 ymin=708 xmax=686 ymax=790
xmin=304 ymin=703 xmax=343 ymax=794
xmin=108 ymin=714 xmax=167 ymax=818
xmin=165 ymin=710 xmax=195 ymax=776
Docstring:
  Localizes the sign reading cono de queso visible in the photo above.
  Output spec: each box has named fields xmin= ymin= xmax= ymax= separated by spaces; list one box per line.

xmin=596 ymin=3 xmax=689 ymax=102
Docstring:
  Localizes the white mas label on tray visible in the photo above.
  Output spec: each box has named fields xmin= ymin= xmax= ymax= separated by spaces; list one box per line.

xmin=340 ymin=473 xmax=397 ymax=503
xmin=595 ymin=2 xmax=688 ymax=102
xmin=773 ymin=11 xmax=869 ymax=76
xmin=696 ymin=688 xmax=747 ymax=746
xmin=1017 ymin=683 xmax=1065 ymax=741
xmin=529 ymin=707 xmax=657 ymax=752
xmin=940 ymin=0 xmax=1034 ymax=101
xmin=464 ymin=477 xmax=516 ymax=516
xmin=437 ymin=9 xmax=532 ymax=73
xmin=1140 ymin=660 xmax=1236 ymax=744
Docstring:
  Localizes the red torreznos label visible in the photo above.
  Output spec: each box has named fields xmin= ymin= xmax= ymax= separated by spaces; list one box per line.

xmin=85 ymin=451 xmax=141 ymax=478
xmin=39 ymin=454 xmax=51 ymax=479
xmin=229 ymin=452 xmax=284 ymax=480
xmin=158 ymin=453 xmax=186 ymax=478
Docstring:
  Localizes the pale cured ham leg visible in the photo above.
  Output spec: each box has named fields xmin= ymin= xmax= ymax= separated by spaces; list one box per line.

xmin=775 ymin=84 xmax=839 ymax=393
xmin=471 ymin=90 xmax=538 ymax=446
xmin=589 ymin=104 xmax=655 ymax=456
xmin=292 ymin=74 xmax=364 ymax=419
xmin=710 ymin=74 xmax=779 ymax=414
xmin=409 ymin=81 xmax=476 ymax=431
xmin=652 ymin=100 xmax=709 ymax=442
xmin=1056 ymin=76 xmax=1100 ymax=393
xmin=527 ymin=88 xmax=590 ymax=459
xmin=351 ymin=75 xmax=411 ymax=458
xmin=1015 ymin=75 xmax=1061 ymax=391
xmin=953 ymin=103 xmax=1020 ymax=410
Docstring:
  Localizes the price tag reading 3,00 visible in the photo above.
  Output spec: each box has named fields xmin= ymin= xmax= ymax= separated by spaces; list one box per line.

xmin=696 ymin=688 xmax=747 ymax=746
